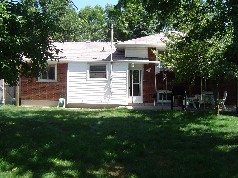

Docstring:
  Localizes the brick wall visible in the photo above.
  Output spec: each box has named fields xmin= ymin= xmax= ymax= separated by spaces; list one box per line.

xmin=21 ymin=63 xmax=67 ymax=101
xmin=156 ymin=72 xmax=236 ymax=105
xmin=156 ymin=71 xmax=175 ymax=91
xmin=143 ymin=48 xmax=156 ymax=103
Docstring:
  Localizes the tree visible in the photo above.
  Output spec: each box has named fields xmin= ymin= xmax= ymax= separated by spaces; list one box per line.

xmin=54 ymin=5 xmax=109 ymax=42
xmin=53 ymin=6 xmax=82 ymax=42
xmin=108 ymin=0 xmax=161 ymax=41
xmin=78 ymin=5 xmax=108 ymax=41
xmin=0 ymin=0 xmax=70 ymax=85
xmin=157 ymin=0 xmax=238 ymax=114
xmin=118 ymin=0 xmax=238 ymax=114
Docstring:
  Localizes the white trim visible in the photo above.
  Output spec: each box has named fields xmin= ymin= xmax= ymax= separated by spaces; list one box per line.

xmin=58 ymin=59 xmax=162 ymax=64
xmin=115 ymin=60 xmax=161 ymax=64
xmin=67 ymin=64 xmax=69 ymax=105
xmin=87 ymin=63 xmax=109 ymax=81
xmin=125 ymin=47 xmax=148 ymax=58
xmin=59 ymin=59 xmax=113 ymax=63
xmin=115 ymin=43 xmax=166 ymax=49
xmin=37 ymin=79 xmax=58 ymax=83
xmin=126 ymin=69 xmax=129 ymax=104
xmin=128 ymin=68 xmax=143 ymax=104
xmin=157 ymin=90 xmax=172 ymax=104
xmin=38 ymin=64 xmax=57 ymax=82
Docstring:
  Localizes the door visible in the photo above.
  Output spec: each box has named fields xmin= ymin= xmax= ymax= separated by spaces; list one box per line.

xmin=129 ymin=70 xmax=143 ymax=103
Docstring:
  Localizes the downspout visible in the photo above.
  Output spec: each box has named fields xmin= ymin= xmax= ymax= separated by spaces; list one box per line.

xmin=109 ymin=24 xmax=113 ymax=102
xmin=111 ymin=24 xmax=113 ymax=62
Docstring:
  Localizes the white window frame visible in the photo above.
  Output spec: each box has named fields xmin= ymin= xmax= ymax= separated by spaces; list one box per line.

xmin=38 ymin=64 xmax=57 ymax=82
xmin=87 ymin=64 xmax=108 ymax=80
xmin=156 ymin=49 xmax=164 ymax=61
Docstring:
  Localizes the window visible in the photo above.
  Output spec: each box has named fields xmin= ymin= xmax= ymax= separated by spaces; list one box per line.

xmin=157 ymin=50 xmax=164 ymax=55
xmin=39 ymin=64 xmax=57 ymax=81
xmin=89 ymin=65 xmax=107 ymax=79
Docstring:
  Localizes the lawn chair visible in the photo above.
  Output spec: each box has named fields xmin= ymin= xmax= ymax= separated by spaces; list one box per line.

xmin=219 ymin=91 xmax=227 ymax=110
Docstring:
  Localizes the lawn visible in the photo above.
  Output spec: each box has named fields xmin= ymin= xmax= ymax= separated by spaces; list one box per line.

xmin=0 ymin=106 xmax=238 ymax=178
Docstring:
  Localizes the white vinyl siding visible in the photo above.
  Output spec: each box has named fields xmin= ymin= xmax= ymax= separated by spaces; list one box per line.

xmin=110 ymin=63 xmax=128 ymax=104
xmin=125 ymin=48 xmax=148 ymax=58
xmin=67 ymin=62 xmax=128 ymax=105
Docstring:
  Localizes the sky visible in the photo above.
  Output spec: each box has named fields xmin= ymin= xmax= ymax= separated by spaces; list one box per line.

xmin=71 ymin=0 xmax=119 ymax=10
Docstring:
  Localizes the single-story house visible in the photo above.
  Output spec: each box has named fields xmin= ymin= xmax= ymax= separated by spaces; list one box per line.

xmin=20 ymin=33 xmax=236 ymax=108
xmin=20 ymin=34 xmax=166 ymax=107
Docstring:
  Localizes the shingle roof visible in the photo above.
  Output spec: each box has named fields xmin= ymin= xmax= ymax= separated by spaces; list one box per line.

xmin=54 ymin=42 xmax=118 ymax=62
xmin=52 ymin=33 xmax=167 ymax=62
xmin=115 ymin=33 xmax=166 ymax=49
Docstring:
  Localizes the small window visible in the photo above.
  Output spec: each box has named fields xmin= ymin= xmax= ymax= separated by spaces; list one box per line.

xmin=39 ymin=64 xmax=57 ymax=81
xmin=157 ymin=50 xmax=164 ymax=55
xmin=89 ymin=65 xmax=107 ymax=79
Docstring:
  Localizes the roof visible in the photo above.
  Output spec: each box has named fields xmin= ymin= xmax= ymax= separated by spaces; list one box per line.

xmin=50 ymin=33 xmax=167 ymax=63
xmin=54 ymin=42 xmax=118 ymax=62
xmin=115 ymin=33 xmax=167 ymax=50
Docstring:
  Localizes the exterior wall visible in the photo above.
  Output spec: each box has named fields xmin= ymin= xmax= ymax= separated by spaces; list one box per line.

xmin=219 ymin=80 xmax=236 ymax=105
xmin=143 ymin=48 xmax=156 ymax=103
xmin=67 ymin=62 xmax=128 ymax=105
xmin=125 ymin=48 xmax=148 ymax=58
xmin=110 ymin=63 xmax=128 ymax=104
xmin=21 ymin=100 xmax=59 ymax=107
xmin=21 ymin=63 xmax=67 ymax=106
xmin=199 ymin=79 xmax=236 ymax=105
xmin=156 ymin=72 xmax=236 ymax=105
xmin=156 ymin=71 xmax=175 ymax=91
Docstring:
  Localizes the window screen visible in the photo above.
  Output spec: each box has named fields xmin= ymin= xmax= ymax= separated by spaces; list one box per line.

xmin=89 ymin=65 xmax=107 ymax=78
xmin=40 ymin=65 xmax=56 ymax=80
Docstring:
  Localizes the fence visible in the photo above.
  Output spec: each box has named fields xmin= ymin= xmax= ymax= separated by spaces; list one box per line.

xmin=0 ymin=79 xmax=16 ymax=105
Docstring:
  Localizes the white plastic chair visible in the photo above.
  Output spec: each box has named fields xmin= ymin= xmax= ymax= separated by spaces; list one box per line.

xmin=219 ymin=91 xmax=227 ymax=110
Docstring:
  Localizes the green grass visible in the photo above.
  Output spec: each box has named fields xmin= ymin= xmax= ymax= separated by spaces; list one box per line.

xmin=0 ymin=106 xmax=238 ymax=177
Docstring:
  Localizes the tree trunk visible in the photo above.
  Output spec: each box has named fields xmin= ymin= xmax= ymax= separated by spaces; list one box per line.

xmin=213 ymin=81 xmax=219 ymax=115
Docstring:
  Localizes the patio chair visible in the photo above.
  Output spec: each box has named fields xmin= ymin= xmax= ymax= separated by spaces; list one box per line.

xmin=186 ymin=96 xmax=197 ymax=109
xmin=219 ymin=91 xmax=227 ymax=110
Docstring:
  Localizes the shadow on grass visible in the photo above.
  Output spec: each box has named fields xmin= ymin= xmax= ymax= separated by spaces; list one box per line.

xmin=0 ymin=106 xmax=238 ymax=177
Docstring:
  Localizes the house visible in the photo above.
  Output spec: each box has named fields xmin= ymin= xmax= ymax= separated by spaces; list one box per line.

xmin=20 ymin=33 xmax=236 ymax=108
xmin=20 ymin=34 xmax=167 ymax=107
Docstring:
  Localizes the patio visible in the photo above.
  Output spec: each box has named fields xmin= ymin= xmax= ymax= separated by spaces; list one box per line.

xmin=155 ymin=70 xmax=236 ymax=112
xmin=126 ymin=104 xmax=237 ymax=112
xmin=127 ymin=89 xmax=233 ymax=111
